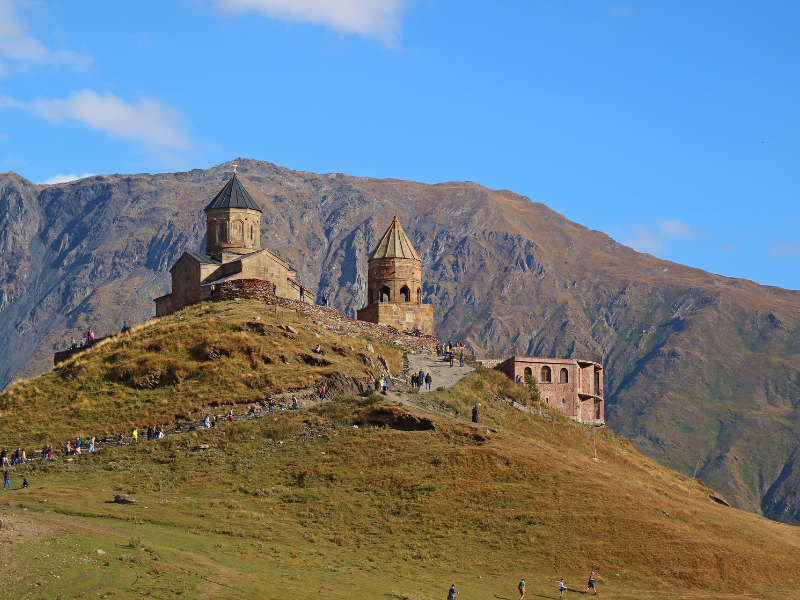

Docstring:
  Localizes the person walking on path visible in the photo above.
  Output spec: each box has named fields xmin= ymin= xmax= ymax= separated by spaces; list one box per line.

xmin=585 ymin=572 xmax=597 ymax=595
xmin=3 ymin=470 xmax=10 ymax=490
xmin=447 ymin=584 xmax=457 ymax=600
xmin=204 ymin=415 xmax=211 ymax=429
xmin=472 ymin=405 xmax=480 ymax=424
xmin=425 ymin=372 xmax=432 ymax=391
xmin=518 ymin=579 xmax=525 ymax=600
xmin=320 ymin=385 xmax=327 ymax=403
xmin=449 ymin=350 xmax=455 ymax=367
xmin=292 ymin=395 xmax=298 ymax=410
xmin=556 ymin=579 xmax=567 ymax=599
xmin=459 ymin=352 xmax=464 ymax=367
xmin=228 ymin=408 xmax=234 ymax=422
xmin=268 ymin=398 xmax=275 ymax=415
xmin=132 ymin=428 xmax=138 ymax=443
xmin=116 ymin=433 xmax=124 ymax=446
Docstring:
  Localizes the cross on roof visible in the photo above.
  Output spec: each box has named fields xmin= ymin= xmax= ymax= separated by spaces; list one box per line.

xmin=232 ymin=163 xmax=238 ymax=173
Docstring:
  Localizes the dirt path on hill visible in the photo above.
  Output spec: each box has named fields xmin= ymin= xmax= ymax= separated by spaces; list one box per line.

xmin=406 ymin=353 xmax=474 ymax=391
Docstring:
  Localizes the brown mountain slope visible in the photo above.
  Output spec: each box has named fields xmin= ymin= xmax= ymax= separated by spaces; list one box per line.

xmin=1 ymin=159 xmax=799 ymax=522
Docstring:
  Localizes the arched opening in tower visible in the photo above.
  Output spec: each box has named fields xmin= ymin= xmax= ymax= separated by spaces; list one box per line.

xmin=400 ymin=285 xmax=410 ymax=302
xmin=380 ymin=285 xmax=391 ymax=302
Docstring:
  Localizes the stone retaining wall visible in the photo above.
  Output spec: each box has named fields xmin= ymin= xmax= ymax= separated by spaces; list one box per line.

xmin=211 ymin=278 xmax=440 ymax=354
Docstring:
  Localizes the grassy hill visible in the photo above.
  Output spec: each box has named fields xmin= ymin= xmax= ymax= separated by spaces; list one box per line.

xmin=2 ymin=304 xmax=800 ymax=599
xmin=0 ymin=301 xmax=402 ymax=449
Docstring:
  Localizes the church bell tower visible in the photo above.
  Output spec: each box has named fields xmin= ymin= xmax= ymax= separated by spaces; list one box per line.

xmin=204 ymin=169 xmax=262 ymax=256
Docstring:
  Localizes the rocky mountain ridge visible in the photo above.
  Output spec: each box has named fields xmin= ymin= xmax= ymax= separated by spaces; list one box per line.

xmin=1 ymin=158 xmax=799 ymax=522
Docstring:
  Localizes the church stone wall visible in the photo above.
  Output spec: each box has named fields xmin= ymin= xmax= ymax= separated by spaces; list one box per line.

xmin=368 ymin=257 xmax=422 ymax=304
xmin=205 ymin=207 xmax=261 ymax=255
xmin=357 ymin=302 xmax=434 ymax=335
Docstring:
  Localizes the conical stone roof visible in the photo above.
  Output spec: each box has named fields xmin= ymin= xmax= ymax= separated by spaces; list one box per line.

xmin=369 ymin=216 xmax=421 ymax=261
xmin=204 ymin=173 xmax=262 ymax=212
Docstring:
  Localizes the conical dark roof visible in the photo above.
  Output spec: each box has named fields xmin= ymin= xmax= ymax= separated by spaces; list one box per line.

xmin=204 ymin=173 xmax=262 ymax=212
xmin=369 ymin=216 xmax=421 ymax=261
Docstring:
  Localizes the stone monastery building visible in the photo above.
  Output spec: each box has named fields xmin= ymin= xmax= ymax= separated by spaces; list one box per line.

xmin=356 ymin=217 xmax=434 ymax=335
xmin=154 ymin=171 xmax=313 ymax=316
xmin=495 ymin=356 xmax=605 ymax=424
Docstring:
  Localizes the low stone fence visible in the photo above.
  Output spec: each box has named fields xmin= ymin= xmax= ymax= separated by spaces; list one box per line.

xmin=211 ymin=278 xmax=440 ymax=355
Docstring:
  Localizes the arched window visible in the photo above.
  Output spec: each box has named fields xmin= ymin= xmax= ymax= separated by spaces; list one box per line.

xmin=540 ymin=366 xmax=552 ymax=383
xmin=380 ymin=285 xmax=391 ymax=302
xmin=250 ymin=225 xmax=254 ymax=241
xmin=545 ymin=397 xmax=550 ymax=404
xmin=416 ymin=288 xmax=421 ymax=303
xmin=369 ymin=289 xmax=374 ymax=304
xmin=220 ymin=220 xmax=229 ymax=243
xmin=231 ymin=220 xmax=244 ymax=243
xmin=561 ymin=398 xmax=566 ymax=405
xmin=400 ymin=285 xmax=410 ymax=302
xmin=560 ymin=368 xmax=569 ymax=383
xmin=523 ymin=367 xmax=532 ymax=380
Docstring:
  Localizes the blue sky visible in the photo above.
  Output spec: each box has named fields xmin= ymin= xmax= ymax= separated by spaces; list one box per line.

xmin=1 ymin=0 xmax=798 ymax=289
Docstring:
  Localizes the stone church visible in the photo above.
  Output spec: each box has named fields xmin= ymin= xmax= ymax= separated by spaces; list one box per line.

xmin=357 ymin=217 xmax=434 ymax=335
xmin=154 ymin=171 xmax=312 ymax=316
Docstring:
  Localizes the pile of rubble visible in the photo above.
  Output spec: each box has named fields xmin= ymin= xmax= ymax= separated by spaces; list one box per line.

xmin=212 ymin=279 xmax=440 ymax=355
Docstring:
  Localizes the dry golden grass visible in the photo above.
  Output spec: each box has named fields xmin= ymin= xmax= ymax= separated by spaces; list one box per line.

xmin=2 ymin=310 xmax=800 ymax=599
xmin=0 ymin=300 xmax=402 ymax=448
xmin=2 ymin=369 xmax=800 ymax=598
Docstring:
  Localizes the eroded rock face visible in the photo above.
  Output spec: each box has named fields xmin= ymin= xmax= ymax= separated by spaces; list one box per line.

xmin=2 ymin=159 xmax=800 ymax=520
xmin=354 ymin=406 xmax=436 ymax=431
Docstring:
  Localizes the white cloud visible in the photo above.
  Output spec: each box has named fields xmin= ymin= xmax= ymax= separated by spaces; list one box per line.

xmin=0 ymin=0 xmax=91 ymax=73
xmin=771 ymin=240 xmax=800 ymax=258
xmin=609 ymin=7 xmax=636 ymax=18
xmin=39 ymin=173 xmax=95 ymax=185
xmin=625 ymin=220 xmax=698 ymax=254
xmin=211 ymin=0 xmax=408 ymax=43
xmin=2 ymin=90 xmax=195 ymax=151
xmin=657 ymin=219 xmax=694 ymax=238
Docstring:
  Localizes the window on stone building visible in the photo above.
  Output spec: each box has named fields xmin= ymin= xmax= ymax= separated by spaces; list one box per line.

xmin=416 ymin=288 xmax=421 ymax=303
xmin=250 ymin=225 xmax=254 ymax=241
xmin=561 ymin=398 xmax=566 ymax=404
xmin=231 ymin=220 xmax=243 ymax=243
xmin=400 ymin=285 xmax=410 ymax=302
xmin=540 ymin=366 xmax=552 ymax=383
xmin=524 ymin=367 xmax=532 ymax=380
xmin=560 ymin=368 xmax=569 ymax=383
xmin=545 ymin=397 xmax=550 ymax=404
xmin=595 ymin=371 xmax=600 ymax=395
xmin=380 ymin=285 xmax=391 ymax=302
xmin=220 ymin=221 xmax=229 ymax=243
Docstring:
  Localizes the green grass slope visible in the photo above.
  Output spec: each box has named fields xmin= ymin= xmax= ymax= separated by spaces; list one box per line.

xmin=2 ymin=366 xmax=800 ymax=599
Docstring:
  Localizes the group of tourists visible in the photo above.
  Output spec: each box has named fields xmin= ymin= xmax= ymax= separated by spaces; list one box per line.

xmin=64 ymin=436 xmax=97 ymax=455
xmin=146 ymin=424 xmax=165 ymax=440
xmin=513 ymin=572 xmax=597 ymax=599
xmin=68 ymin=328 xmax=97 ymax=350
xmin=411 ymin=369 xmax=432 ymax=391
xmin=447 ymin=573 xmax=598 ymax=600
xmin=1 ymin=447 xmax=26 ymax=466
xmin=437 ymin=341 xmax=466 ymax=367
xmin=365 ymin=375 xmax=391 ymax=394
xmin=3 ymin=470 xmax=28 ymax=490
